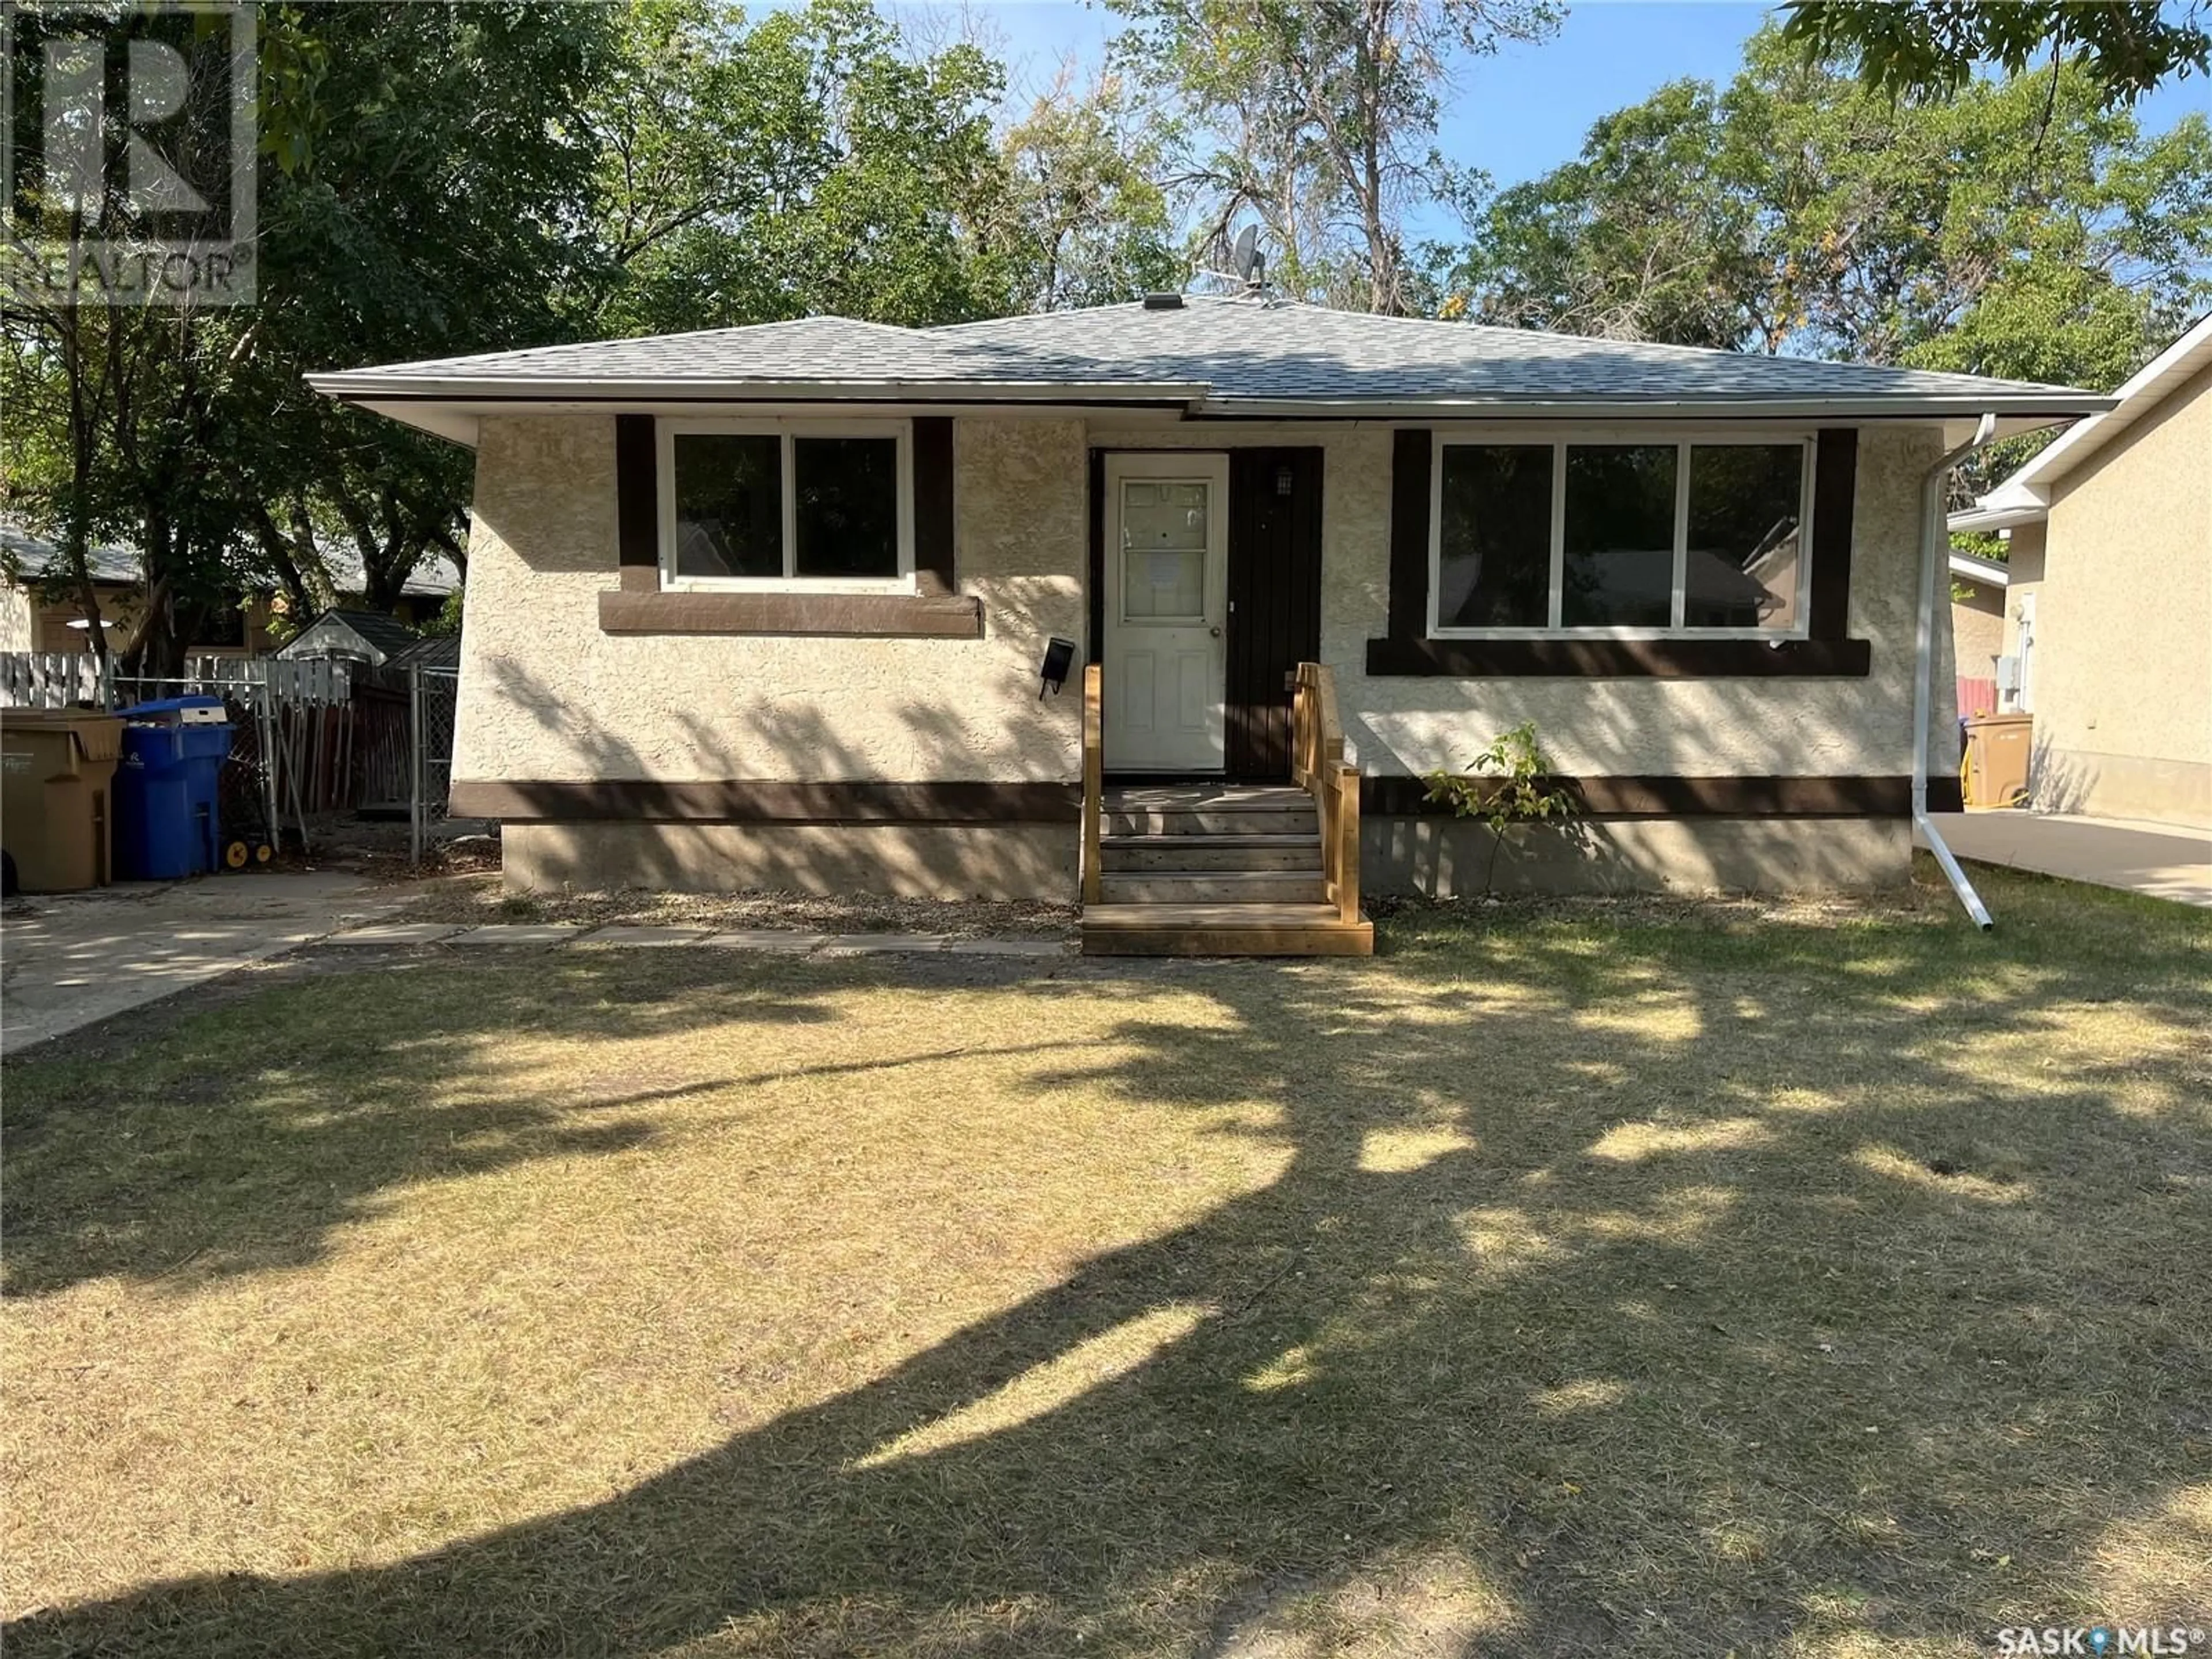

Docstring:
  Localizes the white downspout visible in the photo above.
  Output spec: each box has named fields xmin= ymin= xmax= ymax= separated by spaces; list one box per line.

xmin=1915 ymin=412 xmax=1999 ymax=930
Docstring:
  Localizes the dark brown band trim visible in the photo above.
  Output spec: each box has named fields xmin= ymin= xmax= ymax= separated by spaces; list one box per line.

xmin=1364 ymin=635 xmax=1872 ymax=677
xmin=1808 ymin=428 xmax=1857 ymax=641
xmin=615 ymin=414 xmax=657 ymax=569
xmin=1365 ymin=774 xmax=1955 ymax=818
xmin=452 ymin=779 xmax=1082 ymax=824
xmin=1387 ymin=429 xmax=1431 ymax=643
xmin=912 ymin=416 xmax=956 ymax=597
xmin=454 ymin=775 xmax=1952 ymax=824
xmin=598 ymin=589 xmax=984 ymax=638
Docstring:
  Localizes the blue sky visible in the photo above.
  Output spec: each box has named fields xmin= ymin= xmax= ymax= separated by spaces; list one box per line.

xmin=896 ymin=0 xmax=2209 ymax=241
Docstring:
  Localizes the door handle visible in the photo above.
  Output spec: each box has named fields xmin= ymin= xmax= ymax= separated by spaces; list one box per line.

xmin=1209 ymin=626 xmax=1222 ymax=637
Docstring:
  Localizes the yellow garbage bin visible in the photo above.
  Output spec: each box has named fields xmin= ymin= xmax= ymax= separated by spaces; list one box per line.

xmin=1961 ymin=712 xmax=2033 ymax=809
xmin=1 ymin=709 xmax=126 ymax=891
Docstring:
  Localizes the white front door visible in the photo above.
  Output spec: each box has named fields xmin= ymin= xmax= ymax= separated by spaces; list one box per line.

xmin=1103 ymin=453 xmax=1229 ymax=772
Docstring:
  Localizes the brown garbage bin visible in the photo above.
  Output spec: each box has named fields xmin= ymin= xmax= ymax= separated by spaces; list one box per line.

xmin=1961 ymin=712 xmax=2033 ymax=809
xmin=1 ymin=709 xmax=126 ymax=892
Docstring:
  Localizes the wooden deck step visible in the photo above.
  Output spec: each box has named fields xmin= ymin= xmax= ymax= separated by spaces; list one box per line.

xmin=1099 ymin=870 xmax=1328 ymax=904
xmin=1080 ymin=901 xmax=1374 ymax=957
xmin=1104 ymin=806 xmax=1317 ymax=836
xmin=1102 ymin=834 xmax=1322 ymax=872
xmin=1102 ymin=785 xmax=1312 ymax=811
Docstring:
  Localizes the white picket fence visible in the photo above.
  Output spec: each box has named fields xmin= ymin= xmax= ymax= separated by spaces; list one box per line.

xmin=0 ymin=652 xmax=111 ymax=709
xmin=0 ymin=652 xmax=354 ymax=710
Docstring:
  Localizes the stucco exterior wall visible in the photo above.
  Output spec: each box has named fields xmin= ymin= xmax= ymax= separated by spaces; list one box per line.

xmin=1951 ymin=585 xmax=2004 ymax=678
xmin=0 ymin=582 xmax=33 ymax=654
xmin=453 ymin=414 xmax=1088 ymax=789
xmin=1088 ymin=420 xmax=1945 ymax=781
xmin=461 ymin=412 xmax=1946 ymax=894
xmin=2034 ymin=362 xmax=2212 ymax=825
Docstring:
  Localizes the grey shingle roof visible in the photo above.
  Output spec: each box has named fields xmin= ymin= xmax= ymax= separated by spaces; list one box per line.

xmin=311 ymin=295 xmax=2105 ymax=413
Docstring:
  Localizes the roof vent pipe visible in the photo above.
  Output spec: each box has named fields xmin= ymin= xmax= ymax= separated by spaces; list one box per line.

xmin=1141 ymin=292 xmax=1185 ymax=311
xmin=1915 ymin=412 xmax=2001 ymax=930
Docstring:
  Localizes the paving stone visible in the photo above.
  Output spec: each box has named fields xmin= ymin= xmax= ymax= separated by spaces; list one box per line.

xmin=325 ymin=923 xmax=460 ymax=945
xmin=574 ymin=926 xmax=715 ymax=948
xmin=445 ymin=925 xmax=588 ymax=947
xmin=941 ymin=937 xmax=1074 ymax=957
xmin=812 ymin=933 xmax=950 ymax=955
xmin=702 ymin=930 xmax=834 ymax=952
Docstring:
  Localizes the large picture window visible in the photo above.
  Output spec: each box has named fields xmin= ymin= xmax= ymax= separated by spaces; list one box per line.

xmin=1432 ymin=433 xmax=1810 ymax=637
xmin=660 ymin=419 xmax=912 ymax=589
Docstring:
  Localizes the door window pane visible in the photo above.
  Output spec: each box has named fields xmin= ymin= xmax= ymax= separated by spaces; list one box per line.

xmin=672 ymin=434 xmax=782 ymax=578
xmin=1562 ymin=445 xmax=1676 ymax=627
xmin=1121 ymin=480 xmax=1209 ymax=553
xmin=1120 ymin=479 xmax=1209 ymax=619
xmin=1437 ymin=445 xmax=1552 ymax=628
xmin=793 ymin=436 xmax=899 ymax=579
xmin=1684 ymin=444 xmax=1803 ymax=629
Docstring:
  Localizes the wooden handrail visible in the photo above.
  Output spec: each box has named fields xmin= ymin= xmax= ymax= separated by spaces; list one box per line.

xmin=1080 ymin=661 xmax=1103 ymax=904
xmin=1290 ymin=661 xmax=1361 ymax=926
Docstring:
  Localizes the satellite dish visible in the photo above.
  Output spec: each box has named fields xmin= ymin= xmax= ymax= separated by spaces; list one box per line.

xmin=1230 ymin=225 xmax=1260 ymax=283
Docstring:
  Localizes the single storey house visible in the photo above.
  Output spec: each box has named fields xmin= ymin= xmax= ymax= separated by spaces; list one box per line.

xmin=1949 ymin=312 xmax=2211 ymax=828
xmin=312 ymin=295 xmax=2104 ymax=950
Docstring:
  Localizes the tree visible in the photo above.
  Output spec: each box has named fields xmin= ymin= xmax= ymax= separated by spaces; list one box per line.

xmin=580 ymin=0 xmax=1019 ymax=336
xmin=1111 ymin=0 xmax=1560 ymax=313
xmin=1438 ymin=28 xmax=2212 ymax=403
xmin=1780 ymin=0 xmax=2211 ymax=109
xmin=991 ymin=67 xmax=1185 ymax=312
xmin=2 ymin=1 xmax=615 ymax=670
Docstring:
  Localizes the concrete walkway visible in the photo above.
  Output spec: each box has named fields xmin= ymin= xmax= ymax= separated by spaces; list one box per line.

xmin=1 ymin=872 xmax=413 ymax=1055
xmin=1923 ymin=811 xmax=2212 ymax=908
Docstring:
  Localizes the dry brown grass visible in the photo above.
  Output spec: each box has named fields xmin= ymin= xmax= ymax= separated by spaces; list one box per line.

xmin=3 ymin=863 xmax=2209 ymax=1656
xmin=397 ymin=869 xmax=1078 ymax=940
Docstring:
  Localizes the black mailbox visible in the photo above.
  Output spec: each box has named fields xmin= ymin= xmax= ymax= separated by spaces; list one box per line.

xmin=1039 ymin=636 xmax=1076 ymax=697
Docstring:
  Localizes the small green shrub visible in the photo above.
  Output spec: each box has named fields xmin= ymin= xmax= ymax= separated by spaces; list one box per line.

xmin=1422 ymin=721 xmax=1579 ymax=896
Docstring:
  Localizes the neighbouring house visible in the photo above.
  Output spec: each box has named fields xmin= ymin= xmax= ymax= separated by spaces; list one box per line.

xmin=0 ymin=520 xmax=461 ymax=658
xmin=1948 ymin=547 xmax=2010 ymax=713
xmin=1950 ymin=313 xmax=2212 ymax=828
xmin=276 ymin=607 xmax=428 ymax=667
xmin=0 ymin=524 xmax=279 ymax=656
xmin=310 ymin=294 xmax=2105 ymax=944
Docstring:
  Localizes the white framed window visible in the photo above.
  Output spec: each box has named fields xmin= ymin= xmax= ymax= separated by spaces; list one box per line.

xmin=658 ymin=417 xmax=915 ymax=592
xmin=1427 ymin=429 xmax=1815 ymax=639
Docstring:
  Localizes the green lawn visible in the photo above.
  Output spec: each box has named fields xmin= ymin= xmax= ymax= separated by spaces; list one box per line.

xmin=5 ymin=864 xmax=2208 ymax=1657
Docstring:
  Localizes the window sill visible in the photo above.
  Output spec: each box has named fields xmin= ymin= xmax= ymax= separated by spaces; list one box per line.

xmin=1364 ymin=635 xmax=1872 ymax=677
xmin=598 ymin=588 xmax=984 ymax=638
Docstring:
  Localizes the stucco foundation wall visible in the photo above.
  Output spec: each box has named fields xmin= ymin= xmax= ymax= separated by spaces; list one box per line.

xmin=1088 ymin=421 xmax=1947 ymax=781
xmin=1366 ymin=816 xmax=1910 ymax=897
xmin=453 ymin=414 xmax=1089 ymax=790
xmin=2033 ymin=362 xmax=2212 ymax=827
xmin=503 ymin=822 xmax=1075 ymax=900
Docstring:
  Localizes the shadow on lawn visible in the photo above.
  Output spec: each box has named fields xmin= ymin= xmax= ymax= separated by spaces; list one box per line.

xmin=6 ymin=880 xmax=2210 ymax=1656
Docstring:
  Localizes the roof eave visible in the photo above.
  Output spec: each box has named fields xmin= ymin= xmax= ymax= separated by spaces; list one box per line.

xmin=308 ymin=373 xmax=1211 ymax=405
xmin=1196 ymin=393 xmax=2116 ymax=420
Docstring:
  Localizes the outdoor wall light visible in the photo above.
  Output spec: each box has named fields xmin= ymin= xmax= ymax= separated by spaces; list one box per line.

xmin=1039 ymin=636 xmax=1075 ymax=698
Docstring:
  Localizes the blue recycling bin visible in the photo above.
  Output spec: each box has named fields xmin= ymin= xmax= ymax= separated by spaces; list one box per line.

xmin=114 ymin=696 xmax=234 ymax=880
